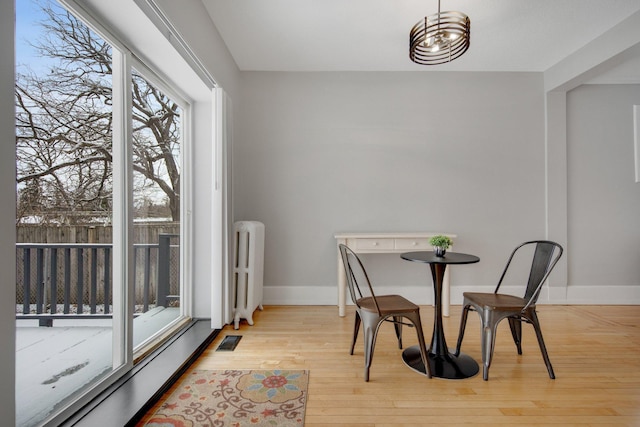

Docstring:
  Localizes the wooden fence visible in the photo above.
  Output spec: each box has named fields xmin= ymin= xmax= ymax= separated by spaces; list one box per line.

xmin=17 ymin=222 xmax=179 ymax=244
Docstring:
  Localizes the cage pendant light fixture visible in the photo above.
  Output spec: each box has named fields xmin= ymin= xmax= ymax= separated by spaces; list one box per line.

xmin=409 ymin=0 xmax=470 ymax=65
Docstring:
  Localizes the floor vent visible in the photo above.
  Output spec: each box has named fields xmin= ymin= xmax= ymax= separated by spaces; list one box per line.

xmin=216 ymin=335 xmax=242 ymax=351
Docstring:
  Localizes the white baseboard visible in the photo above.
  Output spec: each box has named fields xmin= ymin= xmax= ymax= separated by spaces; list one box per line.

xmin=261 ymin=286 xmax=337 ymax=306
xmin=563 ymin=285 xmax=640 ymax=304
xmin=262 ymin=285 xmax=640 ymax=306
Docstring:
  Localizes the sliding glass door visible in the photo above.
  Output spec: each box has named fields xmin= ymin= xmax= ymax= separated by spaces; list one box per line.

xmin=15 ymin=1 xmax=190 ymax=424
xmin=15 ymin=3 xmax=118 ymax=425
xmin=130 ymin=65 xmax=185 ymax=355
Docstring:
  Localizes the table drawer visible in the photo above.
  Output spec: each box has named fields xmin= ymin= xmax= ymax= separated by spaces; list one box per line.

xmin=394 ymin=238 xmax=431 ymax=250
xmin=355 ymin=238 xmax=394 ymax=251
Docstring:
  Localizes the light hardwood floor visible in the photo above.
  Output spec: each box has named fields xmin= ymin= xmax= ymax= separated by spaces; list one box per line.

xmin=146 ymin=305 xmax=640 ymax=426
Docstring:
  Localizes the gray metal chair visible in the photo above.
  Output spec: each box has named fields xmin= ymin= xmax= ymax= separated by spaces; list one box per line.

xmin=454 ymin=240 xmax=563 ymax=380
xmin=339 ymin=244 xmax=430 ymax=381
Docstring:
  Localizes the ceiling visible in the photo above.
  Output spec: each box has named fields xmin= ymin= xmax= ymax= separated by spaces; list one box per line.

xmin=201 ymin=0 xmax=640 ymax=73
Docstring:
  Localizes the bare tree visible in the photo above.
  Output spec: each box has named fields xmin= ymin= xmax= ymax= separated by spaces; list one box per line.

xmin=15 ymin=3 xmax=181 ymax=224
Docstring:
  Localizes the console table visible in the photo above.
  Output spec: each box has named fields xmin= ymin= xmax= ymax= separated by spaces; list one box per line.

xmin=334 ymin=232 xmax=457 ymax=317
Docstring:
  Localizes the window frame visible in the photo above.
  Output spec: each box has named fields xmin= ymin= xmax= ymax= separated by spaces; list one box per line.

xmin=129 ymin=57 xmax=194 ymax=353
xmin=23 ymin=1 xmax=196 ymax=424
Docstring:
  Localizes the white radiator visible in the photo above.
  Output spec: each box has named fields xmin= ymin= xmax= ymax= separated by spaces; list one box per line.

xmin=232 ymin=221 xmax=264 ymax=329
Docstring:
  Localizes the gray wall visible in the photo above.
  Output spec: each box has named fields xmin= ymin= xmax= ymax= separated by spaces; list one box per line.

xmin=0 ymin=0 xmax=16 ymax=422
xmin=567 ymin=84 xmax=640 ymax=288
xmin=235 ymin=71 xmax=548 ymax=300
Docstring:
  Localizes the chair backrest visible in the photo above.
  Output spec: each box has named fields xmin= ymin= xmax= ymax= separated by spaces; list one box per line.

xmin=495 ymin=240 xmax=564 ymax=308
xmin=338 ymin=244 xmax=381 ymax=314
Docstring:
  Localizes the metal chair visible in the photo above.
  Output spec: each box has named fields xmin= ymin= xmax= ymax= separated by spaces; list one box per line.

xmin=339 ymin=244 xmax=430 ymax=381
xmin=454 ymin=240 xmax=563 ymax=380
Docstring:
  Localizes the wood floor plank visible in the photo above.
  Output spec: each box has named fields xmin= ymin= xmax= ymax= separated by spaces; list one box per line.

xmin=143 ymin=305 xmax=640 ymax=426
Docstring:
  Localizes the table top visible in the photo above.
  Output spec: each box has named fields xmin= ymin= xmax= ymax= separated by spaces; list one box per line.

xmin=401 ymin=251 xmax=480 ymax=265
xmin=334 ymin=232 xmax=457 ymax=239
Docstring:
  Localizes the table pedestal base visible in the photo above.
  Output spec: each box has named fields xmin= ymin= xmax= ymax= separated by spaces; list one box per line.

xmin=402 ymin=345 xmax=479 ymax=379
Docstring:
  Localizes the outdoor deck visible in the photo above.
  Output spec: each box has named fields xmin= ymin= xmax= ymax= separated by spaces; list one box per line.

xmin=16 ymin=307 xmax=180 ymax=427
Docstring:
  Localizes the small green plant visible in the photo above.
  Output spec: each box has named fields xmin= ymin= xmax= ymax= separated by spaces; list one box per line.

xmin=429 ymin=235 xmax=452 ymax=249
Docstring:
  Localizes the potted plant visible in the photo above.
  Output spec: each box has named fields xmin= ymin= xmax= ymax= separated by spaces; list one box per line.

xmin=429 ymin=235 xmax=452 ymax=257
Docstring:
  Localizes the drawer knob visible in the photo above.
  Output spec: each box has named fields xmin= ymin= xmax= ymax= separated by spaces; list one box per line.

xmin=373 ymin=242 xmax=378 ymax=246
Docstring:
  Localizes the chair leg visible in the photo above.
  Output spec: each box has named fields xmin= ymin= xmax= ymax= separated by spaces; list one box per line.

xmin=361 ymin=313 xmax=382 ymax=382
xmin=407 ymin=312 xmax=431 ymax=378
xmin=363 ymin=324 xmax=374 ymax=382
xmin=481 ymin=311 xmax=500 ymax=381
xmin=508 ymin=317 xmax=523 ymax=354
xmin=393 ymin=316 xmax=403 ymax=349
xmin=528 ymin=310 xmax=555 ymax=379
xmin=350 ymin=311 xmax=361 ymax=355
xmin=454 ymin=304 xmax=471 ymax=357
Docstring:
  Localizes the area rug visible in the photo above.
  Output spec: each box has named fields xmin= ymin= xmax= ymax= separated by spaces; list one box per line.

xmin=139 ymin=369 xmax=308 ymax=427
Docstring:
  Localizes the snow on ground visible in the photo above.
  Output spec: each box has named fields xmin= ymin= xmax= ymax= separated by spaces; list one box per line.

xmin=16 ymin=325 xmax=112 ymax=427
xmin=15 ymin=307 xmax=180 ymax=426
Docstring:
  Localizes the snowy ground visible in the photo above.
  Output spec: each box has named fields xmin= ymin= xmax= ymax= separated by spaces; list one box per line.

xmin=15 ymin=307 xmax=180 ymax=427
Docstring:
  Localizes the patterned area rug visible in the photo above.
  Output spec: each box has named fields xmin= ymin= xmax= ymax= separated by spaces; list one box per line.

xmin=139 ymin=369 xmax=308 ymax=427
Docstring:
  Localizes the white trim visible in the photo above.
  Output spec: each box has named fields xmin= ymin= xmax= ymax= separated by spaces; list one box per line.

xmin=60 ymin=0 xmax=128 ymax=52
xmin=210 ymin=87 xmax=233 ymax=329
xmin=129 ymin=57 xmax=194 ymax=321
xmin=262 ymin=286 xmax=340 ymax=306
xmin=223 ymin=93 xmax=234 ymax=326
xmin=564 ymin=285 xmax=640 ymax=304
xmin=181 ymin=100 xmax=194 ymax=319
xmin=111 ymin=47 xmax=134 ymax=372
xmin=634 ymin=105 xmax=640 ymax=183
xmin=210 ymin=89 xmax=223 ymax=328
xmin=133 ymin=0 xmax=216 ymax=89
